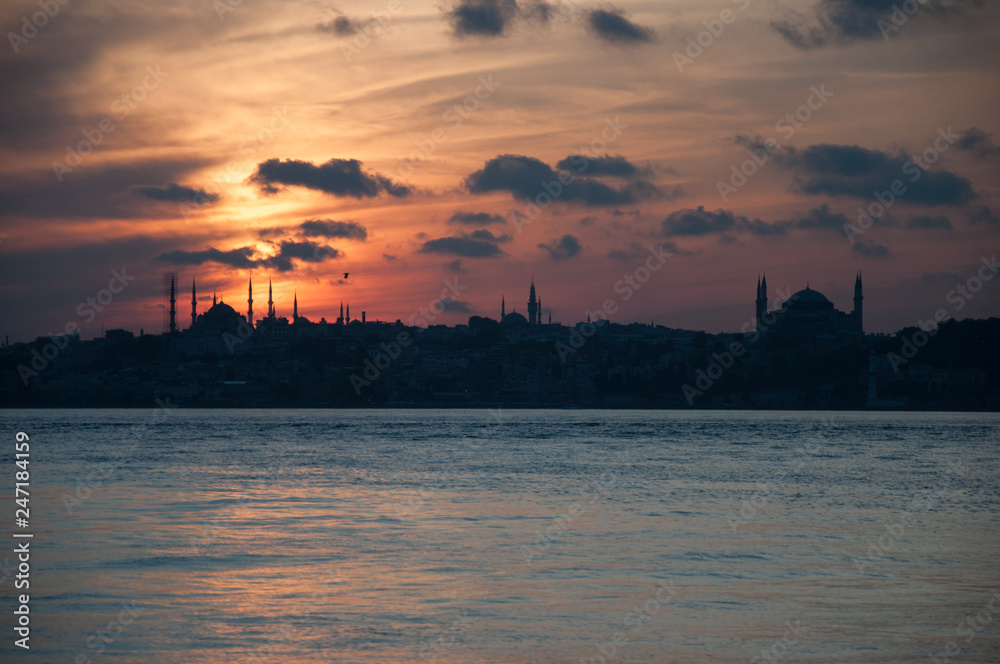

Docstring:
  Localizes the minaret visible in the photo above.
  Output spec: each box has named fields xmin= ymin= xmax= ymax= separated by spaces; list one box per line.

xmin=538 ymin=297 xmax=542 ymax=325
xmin=501 ymin=295 xmax=505 ymax=320
xmin=527 ymin=278 xmax=538 ymax=325
xmin=191 ymin=278 xmax=197 ymax=328
xmin=346 ymin=303 xmax=350 ymax=323
xmin=293 ymin=290 xmax=298 ymax=321
xmin=213 ymin=290 xmax=217 ymax=306
xmin=247 ymin=277 xmax=254 ymax=325
xmin=854 ymin=272 xmax=864 ymax=334
xmin=755 ymin=273 xmax=767 ymax=333
xmin=339 ymin=301 xmax=344 ymax=325
xmin=268 ymin=279 xmax=274 ymax=317
xmin=168 ymin=274 xmax=177 ymax=333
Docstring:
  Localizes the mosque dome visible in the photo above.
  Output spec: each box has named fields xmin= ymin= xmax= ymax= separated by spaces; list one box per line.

xmin=500 ymin=311 xmax=528 ymax=326
xmin=788 ymin=287 xmax=833 ymax=309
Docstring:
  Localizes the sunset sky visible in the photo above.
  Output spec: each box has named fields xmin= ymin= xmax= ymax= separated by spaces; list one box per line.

xmin=1 ymin=0 xmax=999 ymax=342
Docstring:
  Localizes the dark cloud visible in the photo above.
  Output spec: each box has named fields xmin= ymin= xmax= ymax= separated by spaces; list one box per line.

xmin=771 ymin=0 xmax=984 ymax=49
xmin=465 ymin=154 xmax=660 ymax=206
xmin=852 ymin=240 xmax=891 ymax=259
xmin=0 ymin=157 xmax=216 ymax=220
xmin=444 ymin=0 xmax=523 ymax=37
xmin=419 ymin=236 xmax=505 ymax=258
xmin=586 ymin=7 xmax=655 ymax=44
xmin=788 ymin=204 xmax=849 ymax=231
xmin=131 ymin=182 xmax=219 ymax=205
xmin=969 ymin=206 xmax=999 ymax=226
xmin=383 ymin=253 xmax=398 ymax=261
xmin=440 ymin=298 xmax=474 ymax=313
xmin=249 ymin=157 xmax=410 ymax=198
xmin=469 ymin=229 xmax=511 ymax=243
xmin=556 ymin=154 xmax=639 ymax=177
xmin=539 ymin=234 xmax=582 ymax=260
xmin=317 ymin=16 xmax=359 ymax=36
xmin=449 ymin=211 xmax=507 ymax=225
xmin=444 ymin=259 xmax=466 ymax=273
xmin=298 ymin=219 xmax=368 ymax=240
xmin=661 ymin=207 xmax=738 ymax=236
xmin=155 ymin=240 xmax=339 ymax=272
xmin=774 ymin=144 xmax=976 ymax=206
xmin=955 ymin=127 xmax=1000 ymax=160
xmin=906 ymin=215 xmax=952 ymax=230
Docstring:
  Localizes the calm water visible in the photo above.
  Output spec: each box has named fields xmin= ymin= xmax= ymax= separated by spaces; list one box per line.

xmin=1 ymin=409 xmax=998 ymax=663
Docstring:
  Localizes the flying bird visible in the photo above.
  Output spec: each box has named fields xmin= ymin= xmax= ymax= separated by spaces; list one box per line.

xmin=343 ymin=273 xmax=349 ymax=279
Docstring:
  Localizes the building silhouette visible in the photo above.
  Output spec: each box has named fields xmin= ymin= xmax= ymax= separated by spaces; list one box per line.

xmin=756 ymin=273 xmax=863 ymax=343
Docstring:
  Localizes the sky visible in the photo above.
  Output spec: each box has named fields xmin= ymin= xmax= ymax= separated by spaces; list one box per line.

xmin=1 ymin=0 xmax=999 ymax=342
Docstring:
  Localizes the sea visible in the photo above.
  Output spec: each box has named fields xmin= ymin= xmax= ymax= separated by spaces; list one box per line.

xmin=1 ymin=409 xmax=998 ymax=663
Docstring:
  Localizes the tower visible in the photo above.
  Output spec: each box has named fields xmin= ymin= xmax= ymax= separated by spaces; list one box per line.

xmin=213 ymin=290 xmax=217 ymax=306
xmin=168 ymin=273 xmax=177 ymax=333
xmin=191 ymin=278 xmax=197 ymax=328
xmin=293 ymin=290 xmax=298 ymax=321
xmin=537 ymin=297 xmax=542 ymax=325
xmin=755 ymin=273 xmax=767 ymax=333
xmin=339 ymin=301 xmax=344 ymax=325
xmin=501 ymin=295 xmax=505 ymax=320
xmin=853 ymin=272 xmax=864 ymax=334
xmin=268 ymin=279 xmax=274 ymax=318
xmin=527 ymin=278 xmax=538 ymax=325
xmin=346 ymin=303 xmax=350 ymax=323
xmin=247 ymin=277 xmax=253 ymax=325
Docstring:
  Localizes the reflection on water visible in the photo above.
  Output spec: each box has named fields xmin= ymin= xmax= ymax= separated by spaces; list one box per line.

xmin=4 ymin=409 xmax=999 ymax=663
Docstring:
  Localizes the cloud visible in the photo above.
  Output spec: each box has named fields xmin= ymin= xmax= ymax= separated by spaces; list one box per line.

xmin=585 ymin=7 xmax=655 ymax=44
xmin=661 ymin=206 xmax=738 ymax=236
xmin=419 ymin=236 xmax=505 ymax=258
xmin=539 ymin=234 xmax=582 ymax=260
xmin=773 ymin=144 xmax=976 ymax=206
xmin=440 ymin=297 xmax=474 ymax=313
xmin=556 ymin=154 xmax=640 ymax=177
xmin=906 ymin=215 xmax=952 ymax=230
xmin=444 ymin=259 xmax=466 ymax=273
xmin=249 ymin=157 xmax=410 ymax=198
xmin=444 ymin=0 xmax=543 ymax=37
xmin=969 ymin=206 xmax=999 ymax=226
xmin=771 ymin=0 xmax=984 ymax=49
xmin=852 ymin=240 xmax=891 ymax=259
xmin=465 ymin=154 xmax=660 ymax=206
xmin=131 ymin=182 xmax=219 ymax=205
xmin=317 ymin=15 xmax=359 ymax=36
xmin=383 ymin=253 xmax=398 ymax=261
xmin=449 ymin=210 xmax=506 ymax=225
xmin=955 ymin=127 xmax=1000 ymax=160
xmin=298 ymin=219 xmax=368 ymax=240
xmin=607 ymin=240 xmax=693 ymax=261
xmin=788 ymin=203 xmax=849 ymax=231
xmin=155 ymin=241 xmax=339 ymax=272
xmin=469 ymin=228 xmax=511 ymax=243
